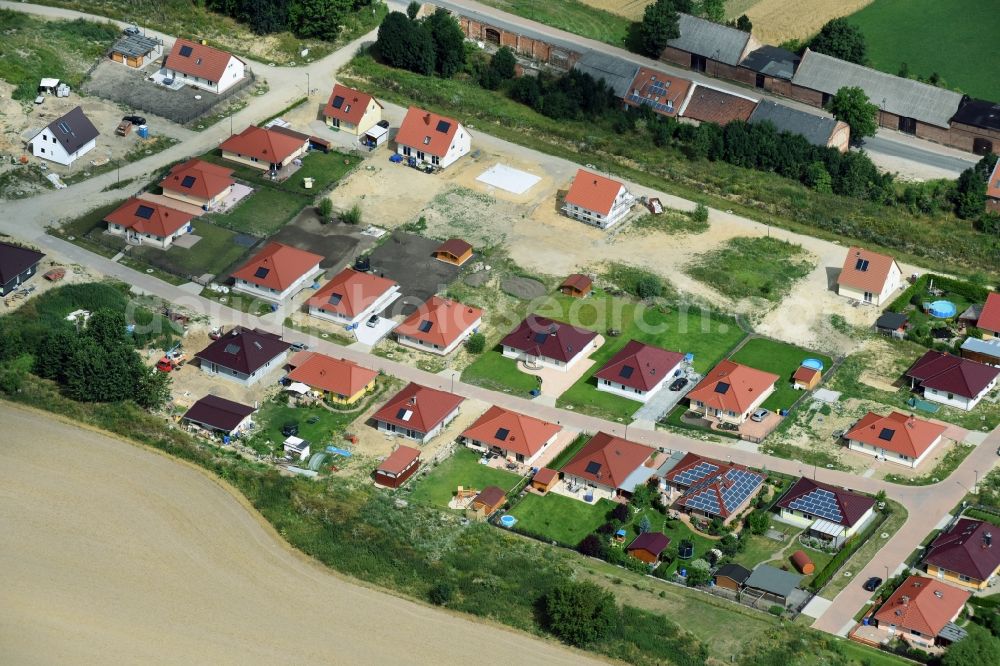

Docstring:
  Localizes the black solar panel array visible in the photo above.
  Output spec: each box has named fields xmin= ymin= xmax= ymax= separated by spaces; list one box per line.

xmin=787 ymin=488 xmax=843 ymax=523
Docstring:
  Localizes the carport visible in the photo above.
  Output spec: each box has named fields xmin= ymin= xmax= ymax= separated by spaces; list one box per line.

xmin=362 ymin=124 xmax=388 ymax=149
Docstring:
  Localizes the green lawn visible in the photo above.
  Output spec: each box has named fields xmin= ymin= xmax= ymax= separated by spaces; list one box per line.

xmin=848 ymin=0 xmax=1000 ymax=101
xmin=204 ymin=187 xmax=308 ymax=237
xmin=821 ymin=502 xmax=907 ymax=600
xmin=460 ymin=348 xmax=541 ymax=396
xmin=509 ymin=493 xmax=614 ymax=546
xmin=729 ymin=337 xmax=833 ymax=412
xmin=685 ymin=237 xmax=814 ymax=302
xmin=408 ymin=447 xmax=522 ymax=508
xmin=547 ymin=432 xmax=590 ymax=470
xmin=631 ymin=510 xmax=717 ymax=576
xmin=251 ymin=397 xmax=372 ymax=455
xmin=200 ymin=150 xmax=360 ymax=193
xmin=133 ymin=220 xmax=251 ymax=280
xmin=765 ymin=546 xmax=834 ymax=589
xmin=476 ymin=0 xmax=632 ymax=48
xmin=735 ymin=524 xmax=804 ymax=571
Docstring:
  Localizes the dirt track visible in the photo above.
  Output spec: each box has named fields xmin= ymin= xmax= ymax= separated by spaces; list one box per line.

xmin=0 ymin=402 xmax=603 ymax=666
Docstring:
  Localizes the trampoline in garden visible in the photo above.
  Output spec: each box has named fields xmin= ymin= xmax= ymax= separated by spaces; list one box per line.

xmin=927 ymin=300 xmax=957 ymax=318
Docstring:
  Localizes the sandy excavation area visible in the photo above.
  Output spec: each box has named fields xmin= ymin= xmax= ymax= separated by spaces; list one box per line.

xmin=0 ymin=403 xmax=603 ymax=666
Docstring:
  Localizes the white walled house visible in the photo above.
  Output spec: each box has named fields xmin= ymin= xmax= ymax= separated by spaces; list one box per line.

xmin=686 ymin=360 xmax=778 ymax=425
xmin=836 ymin=247 xmax=902 ymax=306
xmin=371 ymin=383 xmax=464 ymax=444
xmin=905 ymin=350 xmax=1000 ymax=411
xmin=194 ymin=328 xmax=291 ymax=387
xmin=775 ymin=477 xmax=876 ymax=548
xmin=219 ymin=125 xmax=309 ymax=172
xmin=323 ymin=84 xmax=383 ymax=135
xmin=230 ymin=242 xmax=323 ymax=304
xmin=594 ymin=340 xmax=684 ymax=403
xmin=460 ymin=406 xmax=561 ymax=466
xmin=104 ymin=198 xmax=195 ymax=250
xmin=500 ymin=316 xmax=599 ymax=372
xmin=845 ymin=411 xmax=947 ymax=468
xmin=306 ymin=268 xmax=400 ymax=328
xmin=395 ymin=106 xmax=471 ymax=169
xmin=28 ymin=106 xmax=98 ymax=166
xmin=394 ymin=296 xmax=482 ymax=356
xmin=162 ymin=38 xmax=245 ymax=94
xmin=562 ymin=169 xmax=635 ymax=229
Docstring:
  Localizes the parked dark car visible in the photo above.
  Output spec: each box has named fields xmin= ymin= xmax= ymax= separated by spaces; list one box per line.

xmin=289 ymin=342 xmax=308 ymax=352
xmin=377 ymin=119 xmax=390 ymax=129
xmin=281 ymin=421 xmax=299 ymax=437
xmin=863 ymin=576 xmax=882 ymax=592
xmin=123 ymin=114 xmax=147 ymax=127
xmin=669 ymin=377 xmax=689 ymax=391
xmin=123 ymin=25 xmax=140 ymax=36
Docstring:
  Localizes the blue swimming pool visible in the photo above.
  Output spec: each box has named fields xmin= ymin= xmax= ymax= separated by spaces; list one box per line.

xmin=928 ymin=300 xmax=957 ymax=318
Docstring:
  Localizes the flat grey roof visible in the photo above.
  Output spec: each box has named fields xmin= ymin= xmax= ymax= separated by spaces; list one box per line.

xmin=960 ymin=337 xmax=1000 ymax=358
xmin=749 ymin=101 xmax=839 ymax=146
xmin=575 ymin=51 xmax=638 ymax=98
xmin=744 ymin=565 xmax=802 ymax=597
xmin=667 ymin=13 xmax=753 ymax=67
xmin=740 ymin=45 xmax=799 ymax=80
xmin=111 ymin=34 xmax=160 ymax=58
xmin=792 ymin=49 xmax=963 ymax=128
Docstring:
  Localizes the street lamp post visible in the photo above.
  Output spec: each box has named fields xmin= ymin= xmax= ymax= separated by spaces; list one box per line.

xmin=884 ymin=565 xmax=889 ymax=582
xmin=306 ymin=72 xmax=310 ymax=97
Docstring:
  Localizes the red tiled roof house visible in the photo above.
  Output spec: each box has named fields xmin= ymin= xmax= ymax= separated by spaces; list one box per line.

xmin=501 ymin=315 xmax=599 ymax=372
xmin=194 ymin=327 xmax=291 ymax=386
xmin=594 ymin=340 xmax=685 ymax=403
xmin=395 ymin=296 xmax=483 ymax=356
xmin=160 ymin=158 xmax=235 ymax=209
xmin=230 ymin=241 xmax=323 ymax=303
xmin=845 ymin=411 xmax=947 ymax=468
xmin=371 ymin=382 xmax=464 ymax=444
xmin=905 ymin=350 xmax=1000 ymax=411
xmin=461 ymin=406 xmax=561 ymax=466
xmin=837 ymin=247 xmax=902 ymax=306
xmin=924 ymin=518 xmax=1000 ymax=591
xmin=562 ymin=169 xmax=635 ymax=229
xmin=395 ymin=106 xmax=471 ymax=169
xmin=775 ymin=477 xmax=876 ymax=548
xmin=623 ymin=68 xmax=691 ymax=118
xmin=679 ymin=83 xmax=758 ymax=126
xmin=686 ymin=360 xmax=779 ymax=425
xmin=323 ymin=84 xmax=383 ymax=135
xmin=873 ymin=576 xmax=970 ymax=648
xmin=162 ymin=38 xmax=246 ymax=94
xmin=374 ymin=445 xmax=421 ymax=488
xmin=220 ymin=125 xmax=309 ymax=172
xmin=104 ymin=198 xmax=195 ymax=250
xmin=307 ymin=267 xmax=400 ymax=328
xmin=285 ymin=352 xmax=377 ymax=405
xmin=975 ymin=291 xmax=1000 ymax=339
xmin=561 ymin=432 xmax=656 ymax=500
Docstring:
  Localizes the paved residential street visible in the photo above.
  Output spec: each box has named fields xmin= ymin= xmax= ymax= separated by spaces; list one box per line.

xmin=1 ymin=0 xmax=996 ymax=643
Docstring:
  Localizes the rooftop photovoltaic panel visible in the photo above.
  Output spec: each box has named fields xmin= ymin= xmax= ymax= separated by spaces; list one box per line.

xmin=788 ymin=488 xmax=843 ymax=524
xmin=619 ymin=365 xmax=635 ymax=379
xmin=396 ymin=408 xmax=413 ymax=422
xmin=715 ymin=382 xmax=730 ymax=394
xmin=855 ymin=258 xmax=869 ymax=272
xmin=585 ymin=461 xmax=602 ymax=475
xmin=135 ymin=205 xmax=155 ymax=219
xmin=58 ymin=122 xmax=71 ymax=134
xmin=435 ymin=120 xmax=451 ymax=133
xmin=672 ymin=460 xmax=718 ymax=486
xmin=332 ymin=95 xmax=345 ymax=109
xmin=179 ymin=45 xmax=193 ymax=57
xmin=254 ymin=267 xmax=270 ymax=279
xmin=223 ymin=343 xmax=240 ymax=355
xmin=878 ymin=427 xmax=895 ymax=442
xmin=418 ymin=320 xmax=434 ymax=333
xmin=180 ymin=175 xmax=196 ymax=188
xmin=533 ymin=332 xmax=548 ymax=344
xmin=495 ymin=427 xmax=510 ymax=441
xmin=327 ymin=293 xmax=342 ymax=305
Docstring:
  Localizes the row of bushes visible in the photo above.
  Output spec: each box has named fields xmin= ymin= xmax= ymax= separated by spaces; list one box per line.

xmin=808 ymin=509 xmax=887 ymax=592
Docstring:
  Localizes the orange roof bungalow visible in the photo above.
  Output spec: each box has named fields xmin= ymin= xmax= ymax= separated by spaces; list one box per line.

xmin=219 ymin=125 xmax=309 ymax=172
xmin=836 ymin=247 xmax=902 ymax=307
xmin=792 ymin=365 xmax=821 ymax=390
xmin=845 ymin=411 xmax=947 ymax=468
xmin=159 ymin=158 xmax=235 ymax=209
xmin=394 ymin=296 xmax=483 ymax=356
xmin=374 ymin=445 xmax=421 ymax=488
xmin=432 ymin=238 xmax=473 ymax=266
xmin=307 ymin=267 xmax=400 ymax=328
xmin=561 ymin=169 xmax=635 ymax=229
xmin=531 ymin=467 xmax=559 ymax=493
xmin=371 ymin=382 xmax=464 ymax=444
xmin=230 ymin=241 xmax=323 ymax=303
xmin=559 ymin=273 xmax=592 ymax=298
xmin=285 ymin=352 xmax=378 ymax=405
xmin=322 ymin=83 xmax=383 ymax=135
xmin=162 ymin=38 xmax=246 ymax=94
xmin=686 ymin=360 xmax=779 ymax=425
xmin=395 ymin=106 xmax=471 ymax=169
xmin=104 ymin=198 xmax=195 ymax=250
xmin=560 ymin=432 xmax=656 ymax=499
xmin=872 ymin=576 xmax=970 ymax=648
xmin=460 ymin=406 xmax=561 ymax=466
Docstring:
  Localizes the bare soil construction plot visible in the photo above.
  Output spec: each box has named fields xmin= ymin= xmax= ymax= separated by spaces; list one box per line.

xmin=271 ymin=208 xmax=376 ymax=273
xmin=0 ymin=403 xmax=598 ymax=665
xmin=367 ymin=231 xmax=461 ymax=314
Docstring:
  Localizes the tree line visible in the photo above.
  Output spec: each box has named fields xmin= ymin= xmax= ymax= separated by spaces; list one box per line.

xmin=204 ymin=0 xmax=376 ymax=40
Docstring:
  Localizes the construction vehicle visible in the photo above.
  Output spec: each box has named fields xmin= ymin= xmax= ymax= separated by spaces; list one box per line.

xmin=209 ymin=326 xmax=223 ymax=340
xmin=155 ymin=343 xmax=187 ymax=372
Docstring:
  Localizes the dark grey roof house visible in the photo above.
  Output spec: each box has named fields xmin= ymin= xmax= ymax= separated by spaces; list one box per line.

xmin=182 ymin=394 xmax=255 ymax=435
xmin=0 ymin=241 xmax=45 ymax=297
xmin=748 ymin=100 xmax=848 ymax=149
xmin=195 ymin=327 xmax=291 ymax=386
xmin=740 ymin=45 xmax=800 ymax=80
xmin=29 ymin=106 xmax=100 ymax=166
xmin=665 ymin=13 xmax=759 ymax=67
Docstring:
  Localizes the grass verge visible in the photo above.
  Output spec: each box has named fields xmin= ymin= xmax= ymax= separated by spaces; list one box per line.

xmin=686 ymin=237 xmax=813 ymax=302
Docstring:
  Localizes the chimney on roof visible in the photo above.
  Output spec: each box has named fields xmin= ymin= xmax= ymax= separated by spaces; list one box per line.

xmin=900 ymin=595 xmax=909 ymax=605
xmin=424 ymin=113 xmax=431 ymax=124
xmin=934 ymin=590 xmax=943 ymax=598
xmin=409 ymin=396 xmax=417 ymax=406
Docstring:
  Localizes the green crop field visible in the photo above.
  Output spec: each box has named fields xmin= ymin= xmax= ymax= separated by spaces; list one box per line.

xmin=476 ymin=0 xmax=632 ymax=48
xmin=848 ymin=0 xmax=1000 ymax=101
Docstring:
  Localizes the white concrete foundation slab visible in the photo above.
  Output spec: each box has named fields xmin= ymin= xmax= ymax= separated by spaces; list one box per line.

xmin=475 ymin=163 xmax=541 ymax=194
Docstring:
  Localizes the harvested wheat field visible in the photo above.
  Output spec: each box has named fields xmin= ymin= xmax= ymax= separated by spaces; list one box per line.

xmin=742 ymin=0 xmax=874 ymax=45
xmin=579 ymin=0 xmax=651 ymax=21
xmin=0 ymin=403 xmax=603 ymax=666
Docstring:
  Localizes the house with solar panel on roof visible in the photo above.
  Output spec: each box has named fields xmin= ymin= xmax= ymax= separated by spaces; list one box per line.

xmin=161 ymin=38 xmax=246 ymax=94
xmin=395 ymin=106 xmax=471 ymax=170
xmin=194 ymin=327 xmax=291 ymax=386
xmin=104 ymin=198 xmax=196 ymax=249
xmin=159 ymin=159 xmax=235 ymax=211
xmin=27 ymin=106 xmax=98 ymax=166
xmin=323 ymin=84 xmax=383 ymax=136
xmin=774 ymin=477 xmax=876 ymax=549
xmin=662 ymin=453 xmax=765 ymax=526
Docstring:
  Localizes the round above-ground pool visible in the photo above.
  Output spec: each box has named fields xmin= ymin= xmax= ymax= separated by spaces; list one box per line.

xmin=928 ymin=300 xmax=957 ymax=318
xmin=802 ymin=358 xmax=824 ymax=371
xmin=499 ymin=515 xmax=517 ymax=528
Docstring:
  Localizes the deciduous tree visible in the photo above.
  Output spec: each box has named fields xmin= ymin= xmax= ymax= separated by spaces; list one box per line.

xmin=638 ymin=0 xmax=682 ymax=58
xmin=826 ymin=86 xmax=878 ymax=141
xmin=809 ymin=18 xmax=867 ymax=65
xmin=543 ymin=581 xmax=619 ymax=646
